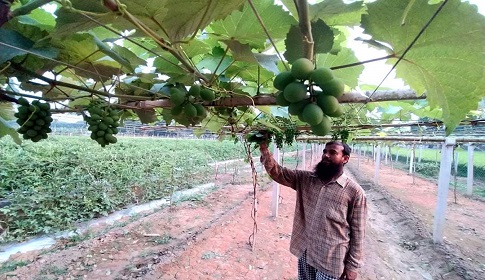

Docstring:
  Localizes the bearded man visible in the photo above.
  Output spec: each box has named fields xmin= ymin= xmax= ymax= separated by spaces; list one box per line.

xmin=259 ymin=141 xmax=367 ymax=280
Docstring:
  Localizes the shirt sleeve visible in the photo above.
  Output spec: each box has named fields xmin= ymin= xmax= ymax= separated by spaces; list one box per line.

xmin=260 ymin=145 xmax=299 ymax=189
xmin=345 ymin=189 xmax=367 ymax=272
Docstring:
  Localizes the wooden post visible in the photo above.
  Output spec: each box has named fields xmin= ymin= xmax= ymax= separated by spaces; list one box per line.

xmin=271 ymin=143 xmax=280 ymax=217
xmin=433 ymin=137 xmax=456 ymax=243
xmin=374 ymin=143 xmax=381 ymax=185
xmin=467 ymin=143 xmax=474 ymax=196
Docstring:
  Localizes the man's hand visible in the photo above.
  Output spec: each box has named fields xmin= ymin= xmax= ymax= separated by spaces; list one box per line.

xmin=340 ymin=268 xmax=357 ymax=280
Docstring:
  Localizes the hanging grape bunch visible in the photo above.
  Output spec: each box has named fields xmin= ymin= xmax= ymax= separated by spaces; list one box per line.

xmin=169 ymin=84 xmax=210 ymax=126
xmin=84 ymin=102 xmax=121 ymax=147
xmin=273 ymin=58 xmax=345 ymax=136
xmin=15 ymin=97 xmax=53 ymax=142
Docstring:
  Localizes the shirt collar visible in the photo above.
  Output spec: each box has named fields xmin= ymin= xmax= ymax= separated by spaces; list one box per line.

xmin=311 ymin=172 xmax=348 ymax=188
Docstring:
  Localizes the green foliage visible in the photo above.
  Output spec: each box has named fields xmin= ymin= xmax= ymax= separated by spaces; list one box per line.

xmin=361 ymin=0 xmax=485 ymax=135
xmin=0 ymin=136 xmax=246 ymax=242
xmin=1 ymin=0 xmax=485 ymax=142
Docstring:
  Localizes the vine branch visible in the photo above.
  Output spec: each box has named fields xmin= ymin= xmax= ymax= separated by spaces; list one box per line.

xmin=296 ymin=0 xmax=314 ymax=60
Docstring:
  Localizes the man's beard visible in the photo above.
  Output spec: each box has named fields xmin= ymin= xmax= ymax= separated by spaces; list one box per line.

xmin=314 ymin=160 xmax=344 ymax=181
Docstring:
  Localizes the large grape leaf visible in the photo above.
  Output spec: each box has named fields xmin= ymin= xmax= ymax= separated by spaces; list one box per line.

xmin=284 ymin=20 xmax=334 ymax=64
xmin=0 ymin=29 xmax=57 ymax=64
xmin=315 ymin=47 xmax=363 ymax=89
xmin=311 ymin=0 xmax=366 ymax=26
xmin=54 ymin=0 xmax=245 ymax=41
xmin=361 ymin=0 xmax=485 ymax=135
xmin=209 ymin=0 xmax=297 ymax=49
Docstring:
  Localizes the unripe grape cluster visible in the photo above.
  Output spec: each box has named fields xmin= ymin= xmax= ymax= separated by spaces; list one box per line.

xmin=85 ymin=102 xmax=121 ymax=147
xmin=169 ymin=84 xmax=210 ymax=126
xmin=15 ymin=97 xmax=53 ymax=142
xmin=273 ymin=58 xmax=345 ymax=136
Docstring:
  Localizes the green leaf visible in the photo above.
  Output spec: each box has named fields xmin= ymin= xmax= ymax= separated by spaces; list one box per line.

xmin=316 ymin=47 xmax=364 ymax=89
xmin=0 ymin=117 xmax=22 ymax=145
xmin=93 ymin=35 xmax=134 ymax=72
xmin=210 ymin=0 xmax=297 ymax=49
xmin=55 ymin=0 xmax=245 ymax=41
xmin=312 ymin=19 xmax=335 ymax=54
xmin=0 ymin=29 xmax=57 ymax=64
xmin=153 ymin=53 xmax=194 ymax=84
xmin=0 ymin=102 xmax=15 ymax=120
xmin=16 ymin=8 xmax=56 ymax=32
xmin=284 ymin=20 xmax=334 ymax=64
xmin=196 ymin=53 xmax=233 ymax=76
xmin=223 ymin=40 xmax=258 ymax=63
xmin=362 ymin=0 xmax=485 ymax=135
xmin=225 ymin=62 xmax=274 ymax=90
xmin=311 ymin=0 xmax=366 ymax=26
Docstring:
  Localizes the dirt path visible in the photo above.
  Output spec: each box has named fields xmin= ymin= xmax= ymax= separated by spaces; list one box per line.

xmin=1 ymin=155 xmax=484 ymax=279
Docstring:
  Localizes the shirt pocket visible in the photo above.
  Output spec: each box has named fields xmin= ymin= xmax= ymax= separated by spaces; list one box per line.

xmin=326 ymin=204 xmax=348 ymax=226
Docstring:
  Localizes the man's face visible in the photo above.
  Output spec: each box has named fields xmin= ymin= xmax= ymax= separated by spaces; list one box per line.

xmin=321 ymin=143 xmax=349 ymax=166
xmin=314 ymin=143 xmax=349 ymax=180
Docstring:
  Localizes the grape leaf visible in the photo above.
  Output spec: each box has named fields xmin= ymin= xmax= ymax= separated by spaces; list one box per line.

xmin=361 ymin=0 xmax=485 ymax=135
xmin=284 ymin=20 xmax=334 ymax=64
xmin=0 ymin=117 xmax=21 ymax=144
xmin=0 ymin=29 xmax=57 ymax=64
xmin=311 ymin=0 xmax=366 ymax=26
xmin=55 ymin=0 xmax=246 ymax=41
xmin=316 ymin=47 xmax=364 ymax=89
xmin=210 ymin=0 xmax=297 ymax=49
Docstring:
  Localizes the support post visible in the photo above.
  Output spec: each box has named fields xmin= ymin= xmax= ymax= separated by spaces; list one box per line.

xmin=433 ymin=137 xmax=456 ymax=243
xmin=271 ymin=143 xmax=280 ymax=217
xmin=409 ymin=144 xmax=415 ymax=174
xmin=467 ymin=143 xmax=474 ymax=196
xmin=374 ymin=143 xmax=381 ymax=185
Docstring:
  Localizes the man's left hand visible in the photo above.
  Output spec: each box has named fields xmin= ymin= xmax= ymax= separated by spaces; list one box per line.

xmin=339 ymin=268 xmax=357 ymax=280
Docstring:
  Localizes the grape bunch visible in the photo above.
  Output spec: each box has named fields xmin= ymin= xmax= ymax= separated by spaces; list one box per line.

xmin=15 ymin=97 xmax=53 ymax=142
xmin=168 ymin=84 xmax=210 ymax=126
xmin=273 ymin=58 xmax=345 ymax=136
xmin=85 ymin=103 xmax=121 ymax=147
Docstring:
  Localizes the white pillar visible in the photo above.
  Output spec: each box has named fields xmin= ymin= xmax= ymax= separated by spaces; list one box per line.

xmin=467 ymin=144 xmax=475 ymax=196
xmin=454 ymin=152 xmax=459 ymax=176
xmin=374 ymin=143 xmax=381 ymax=185
xmin=384 ymin=145 xmax=389 ymax=165
xmin=433 ymin=137 xmax=456 ymax=243
xmin=409 ymin=144 xmax=415 ymax=174
xmin=272 ymin=143 xmax=280 ymax=217
xmin=418 ymin=145 xmax=423 ymax=163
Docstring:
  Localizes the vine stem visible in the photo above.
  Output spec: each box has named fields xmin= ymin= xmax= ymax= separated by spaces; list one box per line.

xmin=296 ymin=0 xmax=314 ymax=60
xmin=243 ymin=139 xmax=258 ymax=251
xmin=10 ymin=0 xmax=53 ymax=17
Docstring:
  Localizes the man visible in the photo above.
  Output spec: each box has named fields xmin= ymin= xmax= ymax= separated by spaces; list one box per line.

xmin=259 ymin=140 xmax=367 ymax=280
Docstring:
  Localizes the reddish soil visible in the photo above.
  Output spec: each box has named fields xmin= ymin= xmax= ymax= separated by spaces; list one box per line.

xmin=1 ymin=153 xmax=485 ymax=280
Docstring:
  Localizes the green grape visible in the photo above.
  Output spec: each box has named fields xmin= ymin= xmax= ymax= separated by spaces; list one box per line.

xmin=15 ymin=98 xmax=53 ymax=142
xmin=85 ymin=101 xmax=122 ymax=147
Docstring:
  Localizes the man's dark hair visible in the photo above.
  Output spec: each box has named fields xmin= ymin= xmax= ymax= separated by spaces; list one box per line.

xmin=326 ymin=141 xmax=352 ymax=156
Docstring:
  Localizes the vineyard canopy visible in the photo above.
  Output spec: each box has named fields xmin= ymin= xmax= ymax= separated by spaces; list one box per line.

xmin=0 ymin=0 xmax=484 ymax=143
